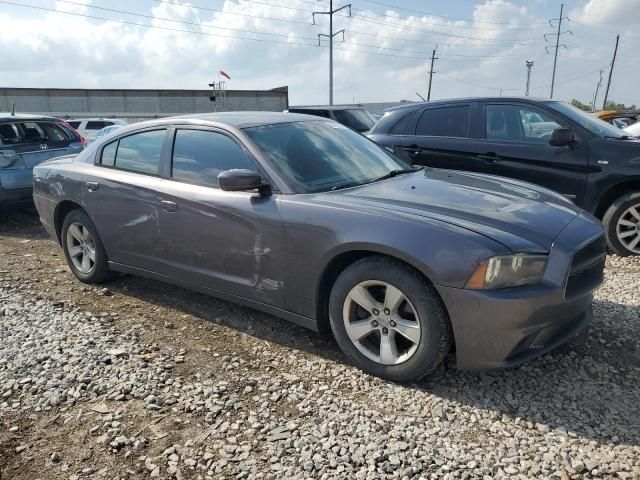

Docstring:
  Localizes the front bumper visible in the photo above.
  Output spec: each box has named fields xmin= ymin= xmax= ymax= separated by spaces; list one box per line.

xmin=437 ymin=212 xmax=605 ymax=370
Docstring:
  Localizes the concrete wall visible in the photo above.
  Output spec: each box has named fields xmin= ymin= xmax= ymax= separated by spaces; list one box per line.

xmin=0 ymin=87 xmax=289 ymax=123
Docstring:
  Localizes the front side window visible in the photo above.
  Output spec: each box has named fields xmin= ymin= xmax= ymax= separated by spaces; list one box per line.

xmin=415 ymin=106 xmax=470 ymax=138
xmin=100 ymin=129 xmax=165 ymax=174
xmin=67 ymin=121 xmax=81 ymax=129
xmin=547 ymin=101 xmax=626 ymax=138
xmin=0 ymin=123 xmax=21 ymax=144
xmin=486 ymin=104 xmax=563 ymax=143
xmin=244 ymin=120 xmax=409 ymax=193
xmin=171 ymin=129 xmax=256 ymax=187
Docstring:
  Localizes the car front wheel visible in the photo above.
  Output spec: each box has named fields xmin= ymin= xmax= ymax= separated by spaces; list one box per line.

xmin=61 ymin=209 xmax=112 ymax=283
xmin=329 ymin=256 xmax=452 ymax=382
xmin=603 ymin=192 xmax=640 ymax=256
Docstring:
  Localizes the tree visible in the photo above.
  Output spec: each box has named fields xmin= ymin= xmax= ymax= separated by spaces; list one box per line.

xmin=603 ymin=100 xmax=638 ymax=111
xmin=570 ymin=99 xmax=591 ymax=112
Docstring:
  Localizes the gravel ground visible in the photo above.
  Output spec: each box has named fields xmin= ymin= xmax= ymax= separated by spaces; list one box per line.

xmin=1 ymin=209 xmax=639 ymax=480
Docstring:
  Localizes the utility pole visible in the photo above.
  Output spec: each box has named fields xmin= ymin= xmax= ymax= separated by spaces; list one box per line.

xmin=313 ymin=1 xmax=351 ymax=105
xmin=545 ymin=3 xmax=571 ymax=99
xmin=592 ymin=69 xmax=604 ymax=112
xmin=427 ymin=47 xmax=438 ymax=101
xmin=525 ymin=60 xmax=534 ymax=96
xmin=602 ymin=34 xmax=620 ymax=111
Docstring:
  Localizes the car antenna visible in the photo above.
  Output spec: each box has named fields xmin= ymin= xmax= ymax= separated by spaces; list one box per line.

xmin=11 ymin=102 xmax=16 ymax=116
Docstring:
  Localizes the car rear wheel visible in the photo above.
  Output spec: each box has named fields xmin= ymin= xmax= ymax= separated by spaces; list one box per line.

xmin=62 ymin=209 xmax=112 ymax=283
xmin=329 ymin=256 xmax=452 ymax=382
xmin=603 ymin=192 xmax=640 ymax=256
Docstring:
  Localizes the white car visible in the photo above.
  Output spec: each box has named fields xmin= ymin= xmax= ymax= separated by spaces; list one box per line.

xmin=66 ymin=118 xmax=127 ymax=143
xmin=624 ymin=121 xmax=640 ymax=137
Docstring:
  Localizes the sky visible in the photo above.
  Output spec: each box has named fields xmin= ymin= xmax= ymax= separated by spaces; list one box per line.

xmin=0 ymin=0 xmax=638 ymax=106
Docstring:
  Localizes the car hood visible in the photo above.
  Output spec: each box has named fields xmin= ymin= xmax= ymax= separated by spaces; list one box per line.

xmin=330 ymin=169 xmax=582 ymax=252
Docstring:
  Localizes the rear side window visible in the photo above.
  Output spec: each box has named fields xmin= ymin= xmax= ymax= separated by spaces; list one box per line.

xmin=415 ymin=106 xmax=470 ymax=138
xmin=171 ymin=129 xmax=256 ymax=187
xmin=67 ymin=121 xmax=81 ymax=129
xmin=39 ymin=122 xmax=67 ymax=142
xmin=86 ymin=121 xmax=108 ymax=130
xmin=100 ymin=129 xmax=165 ymax=174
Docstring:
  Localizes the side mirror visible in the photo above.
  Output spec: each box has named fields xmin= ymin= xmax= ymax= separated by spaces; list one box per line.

xmin=218 ymin=169 xmax=266 ymax=193
xmin=549 ymin=128 xmax=574 ymax=147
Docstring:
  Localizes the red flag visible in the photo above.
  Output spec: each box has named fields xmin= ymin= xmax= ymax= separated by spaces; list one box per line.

xmin=219 ymin=70 xmax=231 ymax=80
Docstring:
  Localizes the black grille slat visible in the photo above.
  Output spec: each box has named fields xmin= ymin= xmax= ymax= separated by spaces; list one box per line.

xmin=565 ymin=235 xmax=606 ymax=299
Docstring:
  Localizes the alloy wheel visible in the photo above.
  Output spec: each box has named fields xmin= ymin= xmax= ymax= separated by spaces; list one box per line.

xmin=66 ymin=221 xmax=96 ymax=274
xmin=616 ymin=204 xmax=640 ymax=254
xmin=342 ymin=280 xmax=421 ymax=366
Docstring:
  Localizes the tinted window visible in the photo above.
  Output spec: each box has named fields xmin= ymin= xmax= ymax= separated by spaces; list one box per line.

xmin=244 ymin=121 xmax=409 ymax=194
xmin=67 ymin=121 xmax=81 ymax=129
xmin=86 ymin=121 xmax=108 ymax=130
xmin=389 ymin=110 xmax=417 ymax=135
xmin=113 ymin=130 xmax=165 ymax=174
xmin=486 ymin=104 xmax=563 ymax=143
xmin=547 ymin=101 xmax=626 ymax=138
xmin=0 ymin=123 xmax=21 ymax=144
xmin=332 ymin=109 xmax=376 ymax=132
xmin=172 ymin=130 xmax=256 ymax=187
xmin=101 ymin=141 xmax=117 ymax=166
xmin=415 ymin=106 xmax=470 ymax=137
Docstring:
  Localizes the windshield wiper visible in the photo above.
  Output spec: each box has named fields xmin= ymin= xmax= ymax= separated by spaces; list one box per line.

xmin=370 ymin=168 xmax=416 ymax=183
xmin=330 ymin=182 xmax=360 ymax=191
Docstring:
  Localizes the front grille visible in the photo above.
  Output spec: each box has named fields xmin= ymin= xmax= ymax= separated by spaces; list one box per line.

xmin=565 ymin=235 xmax=606 ymax=299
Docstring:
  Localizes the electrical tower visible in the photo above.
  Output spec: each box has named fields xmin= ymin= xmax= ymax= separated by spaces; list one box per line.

xmin=545 ymin=3 xmax=572 ymax=99
xmin=313 ymin=1 xmax=351 ymax=105
xmin=208 ymin=80 xmax=227 ymax=112
xmin=525 ymin=61 xmax=534 ymax=96
xmin=427 ymin=47 xmax=438 ymax=101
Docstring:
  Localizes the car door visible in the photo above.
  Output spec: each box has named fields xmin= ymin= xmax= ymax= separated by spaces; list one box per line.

xmin=477 ymin=102 xmax=588 ymax=204
xmin=153 ymin=127 xmax=284 ymax=307
xmin=400 ymin=104 xmax=478 ymax=171
xmin=82 ymin=128 xmax=170 ymax=272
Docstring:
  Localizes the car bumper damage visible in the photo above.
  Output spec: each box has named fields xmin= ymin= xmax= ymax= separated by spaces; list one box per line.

xmin=437 ymin=213 xmax=606 ymax=370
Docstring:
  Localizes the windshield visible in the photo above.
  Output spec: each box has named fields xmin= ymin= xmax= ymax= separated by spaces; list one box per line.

xmin=244 ymin=120 xmax=410 ymax=193
xmin=546 ymin=101 xmax=627 ymax=138
xmin=331 ymin=109 xmax=376 ymax=132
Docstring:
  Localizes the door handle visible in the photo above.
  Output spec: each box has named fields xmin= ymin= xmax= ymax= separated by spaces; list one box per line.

xmin=160 ymin=200 xmax=177 ymax=213
xmin=477 ymin=153 xmax=499 ymax=164
xmin=86 ymin=181 xmax=99 ymax=192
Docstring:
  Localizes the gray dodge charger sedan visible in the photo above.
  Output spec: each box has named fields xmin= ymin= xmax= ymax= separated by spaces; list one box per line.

xmin=32 ymin=112 xmax=606 ymax=382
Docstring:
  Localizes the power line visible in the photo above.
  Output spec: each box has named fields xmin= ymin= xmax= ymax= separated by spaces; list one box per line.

xmin=154 ymin=0 xmax=322 ymax=27
xmin=358 ymin=0 xmax=550 ymax=27
xmin=54 ymin=0 xmax=318 ymax=42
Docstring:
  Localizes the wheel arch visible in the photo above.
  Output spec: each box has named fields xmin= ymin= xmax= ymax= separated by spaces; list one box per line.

xmin=314 ymin=247 xmax=448 ymax=334
xmin=54 ymin=200 xmax=84 ymax=244
xmin=594 ymin=180 xmax=640 ymax=219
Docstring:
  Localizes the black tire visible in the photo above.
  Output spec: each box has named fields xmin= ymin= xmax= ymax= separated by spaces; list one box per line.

xmin=329 ymin=255 xmax=452 ymax=382
xmin=61 ymin=209 xmax=113 ymax=283
xmin=602 ymin=192 xmax=640 ymax=256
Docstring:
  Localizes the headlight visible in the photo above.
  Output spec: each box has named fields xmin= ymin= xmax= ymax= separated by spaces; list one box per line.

xmin=466 ymin=254 xmax=547 ymax=290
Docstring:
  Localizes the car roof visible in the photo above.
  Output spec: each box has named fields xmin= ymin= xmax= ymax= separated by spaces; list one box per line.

xmin=288 ymin=105 xmax=366 ymax=111
xmin=0 ymin=113 xmax=60 ymax=122
xmin=170 ymin=111 xmax=326 ymax=128
xmin=383 ymin=96 xmax=553 ymax=113
xmin=67 ymin=118 xmax=125 ymax=122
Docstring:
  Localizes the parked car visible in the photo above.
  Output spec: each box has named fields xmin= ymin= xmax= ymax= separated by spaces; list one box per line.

xmin=286 ymin=105 xmax=376 ymax=133
xmin=0 ymin=113 xmax=84 ymax=206
xmin=369 ymin=97 xmax=640 ymax=256
xmin=67 ymin=118 xmax=127 ymax=144
xmin=624 ymin=121 xmax=640 ymax=137
xmin=595 ymin=110 xmax=638 ymax=129
xmin=90 ymin=124 xmax=125 ymax=143
xmin=33 ymin=112 xmax=605 ymax=381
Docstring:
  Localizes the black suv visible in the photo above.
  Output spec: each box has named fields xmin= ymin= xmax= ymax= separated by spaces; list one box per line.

xmin=286 ymin=105 xmax=376 ymax=133
xmin=368 ymin=97 xmax=640 ymax=256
